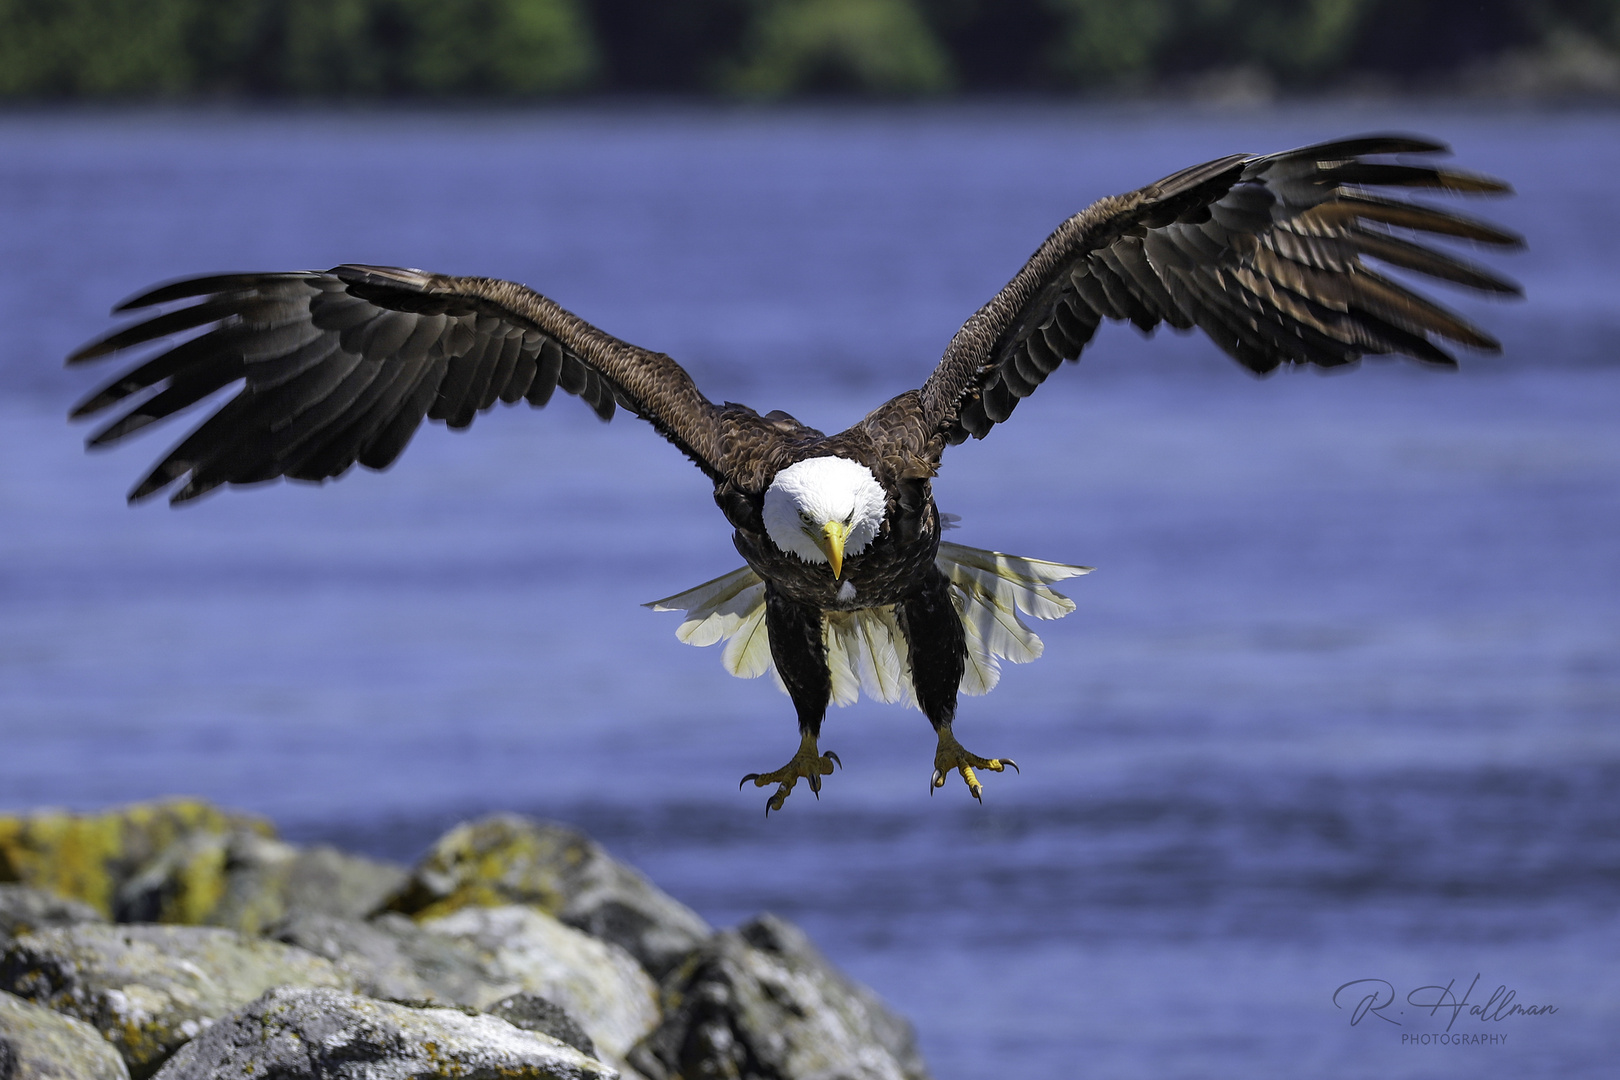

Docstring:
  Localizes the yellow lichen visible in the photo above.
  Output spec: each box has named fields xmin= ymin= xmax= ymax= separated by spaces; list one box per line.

xmin=159 ymin=835 xmax=231 ymax=926
xmin=388 ymin=817 xmax=576 ymax=922
xmin=0 ymin=799 xmax=274 ymax=917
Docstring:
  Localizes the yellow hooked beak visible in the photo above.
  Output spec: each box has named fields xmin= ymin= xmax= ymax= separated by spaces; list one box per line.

xmin=818 ymin=520 xmax=851 ymax=579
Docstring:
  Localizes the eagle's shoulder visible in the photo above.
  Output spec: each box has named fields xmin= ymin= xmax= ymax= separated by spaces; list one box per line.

xmin=713 ymin=402 xmax=826 ymax=493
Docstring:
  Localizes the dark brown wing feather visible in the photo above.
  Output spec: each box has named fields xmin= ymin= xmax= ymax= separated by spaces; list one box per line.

xmin=921 ymin=135 xmax=1523 ymax=445
xmin=68 ymin=265 xmax=731 ymax=503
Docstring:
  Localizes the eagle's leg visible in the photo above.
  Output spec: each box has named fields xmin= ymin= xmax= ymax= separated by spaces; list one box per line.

xmin=739 ymin=586 xmax=840 ymax=813
xmin=899 ymin=567 xmax=1019 ymax=803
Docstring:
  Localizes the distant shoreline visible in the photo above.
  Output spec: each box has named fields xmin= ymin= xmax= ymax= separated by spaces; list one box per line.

xmin=2 ymin=84 xmax=1619 ymax=115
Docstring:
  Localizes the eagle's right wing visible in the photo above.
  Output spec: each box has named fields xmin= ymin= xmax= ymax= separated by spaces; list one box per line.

xmin=69 ymin=265 xmax=734 ymax=503
xmin=920 ymin=135 xmax=1523 ymax=446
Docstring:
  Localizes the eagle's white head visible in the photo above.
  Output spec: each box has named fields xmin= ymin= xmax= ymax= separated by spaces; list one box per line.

xmin=763 ymin=456 xmax=886 ymax=579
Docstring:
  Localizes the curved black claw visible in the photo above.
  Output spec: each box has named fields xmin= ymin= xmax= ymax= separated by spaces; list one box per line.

xmin=808 ymin=749 xmax=843 ymax=798
xmin=763 ymin=785 xmax=791 ymax=816
xmin=742 ymin=741 xmax=841 ymax=813
xmin=931 ymin=734 xmax=1019 ymax=803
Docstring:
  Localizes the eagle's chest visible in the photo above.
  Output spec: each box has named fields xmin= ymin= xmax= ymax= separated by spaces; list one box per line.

xmin=733 ymin=519 xmax=938 ymax=611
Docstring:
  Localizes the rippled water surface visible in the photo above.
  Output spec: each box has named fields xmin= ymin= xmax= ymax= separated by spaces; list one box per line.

xmin=2 ymin=105 xmax=1618 ymax=1079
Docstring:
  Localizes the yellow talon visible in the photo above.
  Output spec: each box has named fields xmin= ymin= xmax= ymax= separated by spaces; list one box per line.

xmin=931 ymin=728 xmax=1018 ymax=803
xmin=740 ymin=731 xmax=841 ymax=814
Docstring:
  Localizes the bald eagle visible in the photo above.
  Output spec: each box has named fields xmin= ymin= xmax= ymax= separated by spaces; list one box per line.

xmin=68 ymin=135 xmax=1519 ymax=811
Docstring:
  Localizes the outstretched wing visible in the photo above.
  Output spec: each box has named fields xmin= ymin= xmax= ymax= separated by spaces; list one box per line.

xmin=68 ymin=265 xmax=728 ymax=503
xmin=921 ymin=135 xmax=1523 ymax=445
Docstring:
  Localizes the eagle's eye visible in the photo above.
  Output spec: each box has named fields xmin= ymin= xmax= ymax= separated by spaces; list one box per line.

xmin=843 ymin=511 xmax=854 ymax=526
xmin=799 ymin=510 xmax=815 ymax=526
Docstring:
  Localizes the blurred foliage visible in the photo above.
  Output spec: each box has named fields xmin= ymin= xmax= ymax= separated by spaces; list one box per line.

xmin=1028 ymin=0 xmax=1618 ymax=88
xmin=0 ymin=0 xmax=596 ymax=97
xmin=586 ymin=0 xmax=751 ymax=91
xmin=723 ymin=0 xmax=953 ymax=96
xmin=0 ymin=0 xmax=1616 ymax=98
xmin=391 ymin=0 xmax=596 ymax=94
xmin=0 ymin=0 xmax=195 ymax=95
xmin=1034 ymin=0 xmax=1389 ymax=86
xmin=1043 ymin=0 xmax=1175 ymax=86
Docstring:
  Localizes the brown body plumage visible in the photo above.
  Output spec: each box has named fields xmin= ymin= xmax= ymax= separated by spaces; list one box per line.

xmin=68 ymin=135 xmax=1521 ymax=810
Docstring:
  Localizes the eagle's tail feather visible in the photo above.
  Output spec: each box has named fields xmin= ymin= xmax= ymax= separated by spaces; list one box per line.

xmin=646 ymin=542 xmax=1092 ymax=706
xmin=825 ymin=604 xmax=915 ymax=707
xmin=936 ymin=541 xmax=1093 ymax=697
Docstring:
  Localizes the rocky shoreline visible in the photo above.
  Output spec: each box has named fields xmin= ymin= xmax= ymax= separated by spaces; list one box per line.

xmin=0 ymin=800 xmax=930 ymax=1080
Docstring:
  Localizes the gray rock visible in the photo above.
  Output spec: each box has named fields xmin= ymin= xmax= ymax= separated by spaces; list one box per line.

xmin=386 ymin=815 xmax=710 ymax=978
xmin=116 ymin=831 xmax=405 ymax=934
xmin=268 ymin=911 xmax=495 ymax=1005
xmin=0 ymin=989 xmax=129 ymax=1080
xmin=0 ymin=924 xmax=356 ymax=1078
xmin=422 ymin=906 xmax=659 ymax=1075
xmin=267 ymin=915 xmax=605 ymax=1063
xmin=148 ymin=986 xmax=613 ymax=1080
xmin=630 ymin=914 xmax=931 ymax=1080
xmin=0 ymin=886 xmax=104 ymax=951
xmin=487 ymin=993 xmax=598 ymax=1060
xmin=280 ymin=845 xmax=407 ymax=921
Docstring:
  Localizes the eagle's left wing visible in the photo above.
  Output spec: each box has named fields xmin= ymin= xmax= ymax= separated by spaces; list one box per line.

xmin=919 ymin=135 xmax=1523 ymax=446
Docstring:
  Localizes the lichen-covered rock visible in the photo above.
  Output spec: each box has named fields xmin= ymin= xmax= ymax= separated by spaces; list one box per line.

xmin=148 ymin=986 xmax=614 ymax=1080
xmin=0 ymin=802 xmax=274 ymax=919
xmin=629 ymin=914 xmax=931 ymax=1080
xmin=487 ymin=992 xmax=598 ymax=1060
xmin=0 ymin=885 xmax=104 ymax=950
xmin=386 ymin=815 xmax=709 ymax=978
xmin=268 ymin=916 xmax=604 ymax=1062
xmin=0 ymin=924 xmax=357 ymax=1078
xmin=117 ymin=831 xmax=406 ymax=935
xmin=423 ymin=905 xmax=658 ymax=1073
xmin=268 ymin=912 xmax=495 ymax=1005
xmin=0 ymin=989 xmax=130 ymax=1080
xmin=112 ymin=831 xmax=250 ymax=929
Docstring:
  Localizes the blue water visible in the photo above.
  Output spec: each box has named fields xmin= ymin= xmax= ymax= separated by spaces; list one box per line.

xmin=2 ymin=105 xmax=1618 ymax=1079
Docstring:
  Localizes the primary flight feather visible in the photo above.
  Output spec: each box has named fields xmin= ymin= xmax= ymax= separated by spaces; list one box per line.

xmin=69 ymin=134 xmax=1521 ymax=811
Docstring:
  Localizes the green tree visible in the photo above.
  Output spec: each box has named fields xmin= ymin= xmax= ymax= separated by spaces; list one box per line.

xmin=281 ymin=0 xmax=385 ymax=95
xmin=1044 ymin=0 xmax=1381 ymax=87
xmin=0 ymin=0 xmax=1612 ymax=99
xmin=389 ymin=0 xmax=596 ymax=94
xmin=724 ymin=0 xmax=954 ymax=96
xmin=0 ymin=0 xmax=596 ymax=98
xmin=1044 ymin=0 xmax=1170 ymax=85
xmin=0 ymin=0 xmax=193 ymax=95
xmin=1237 ymin=0 xmax=1372 ymax=78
